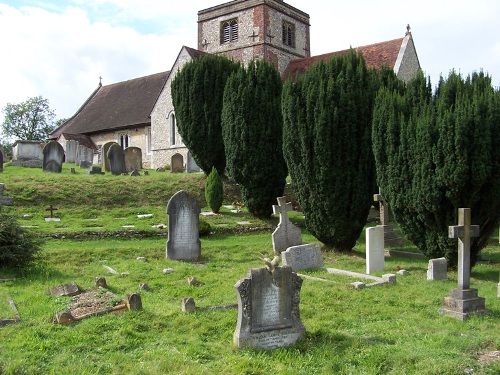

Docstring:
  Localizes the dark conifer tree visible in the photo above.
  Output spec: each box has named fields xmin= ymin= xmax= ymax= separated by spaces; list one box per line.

xmin=372 ymin=71 xmax=500 ymax=267
xmin=222 ymin=60 xmax=287 ymax=217
xmin=282 ymin=50 xmax=377 ymax=251
xmin=205 ymin=166 xmax=223 ymax=213
xmin=171 ymin=55 xmax=240 ymax=175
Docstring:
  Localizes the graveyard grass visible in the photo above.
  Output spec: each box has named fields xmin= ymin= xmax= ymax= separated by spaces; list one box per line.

xmin=1 ymin=164 xmax=500 ymax=374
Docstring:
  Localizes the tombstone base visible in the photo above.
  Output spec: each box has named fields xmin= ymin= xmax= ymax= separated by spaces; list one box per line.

xmin=439 ymin=288 xmax=491 ymax=321
xmin=234 ymin=325 xmax=305 ymax=350
xmin=166 ymin=242 xmax=201 ymax=261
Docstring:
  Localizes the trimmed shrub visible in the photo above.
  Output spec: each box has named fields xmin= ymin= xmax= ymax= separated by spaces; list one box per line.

xmin=205 ymin=167 xmax=223 ymax=213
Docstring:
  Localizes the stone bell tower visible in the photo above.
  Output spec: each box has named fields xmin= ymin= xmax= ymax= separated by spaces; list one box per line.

xmin=197 ymin=0 xmax=310 ymax=75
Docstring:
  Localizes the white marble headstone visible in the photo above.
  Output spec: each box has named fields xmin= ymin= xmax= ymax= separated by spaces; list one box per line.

xmin=427 ymin=258 xmax=448 ymax=280
xmin=366 ymin=226 xmax=385 ymax=274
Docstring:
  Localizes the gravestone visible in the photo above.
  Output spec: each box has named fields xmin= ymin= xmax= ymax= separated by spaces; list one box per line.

xmin=186 ymin=151 xmax=200 ymax=173
xmin=166 ymin=190 xmax=201 ymax=260
xmin=88 ymin=166 xmax=105 ymax=175
xmin=440 ymin=208 xmax=490 ymax=320
xmin=107 ymin=143 xmax=126 ymax=175
xmin=171 ymin=153 xmax=184 ymax=173
xmin=272 ymin=197 xmax=302 ymax=254
xmin=0 ymin=147 xmax=3 ymax=172
xmin=234 ymin=265 xmax=305 ymax=350
xmin=50 ymin=282 xmax=80 ymax=297
xmin=101 ymin=142 xmax=116 ymax=172
xmin=373 ymin=190 xmax=404 ymax=246
xmin=0 ymin=184 xmax=14 ymax=212
xmin=76 ymin=145 xmax=93 ymax=167
xmin=366 ymin=225 xmax=385 ymax=274
xmin=42 ymin=141 xmax=64 ymax=173
xmin=427 ymin=258 xmax=448 ymax=280
xmin=66 ymin=140 xmax=78 ymax=163
xmin=124 ymin=147 xmax=142 ymax=172
xmin=281 ymin=244 xmax=323 ymax=271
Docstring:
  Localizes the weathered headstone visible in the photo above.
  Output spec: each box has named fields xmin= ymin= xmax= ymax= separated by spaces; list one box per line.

xmin=234 ymin=266 xmax=305 ymax=350
xmin=427 ymin=258 xmax=448 ymax=281
xmin=366 ymin=225 xmax=385 ymax=274
xmin=166 ymin=190 xmax=201 ymax=260
xmin=94 ymin=277 xmax=107 ymax=288
xmin=171 ymin=153 xmax=184 ymax=173
xmin=50 ymin=282 xmax=80 ymax=297
xmin=182 ymin=298 xmax=196 ymax=312
xmin=281 ymin=244 xmax=323 ymax=271
xmin=42 ymin=141 xmax=64 ymax=173
xmin=126 ymin=293 xmax=142 ymax=310
xmin=88 ymin=166 xmax=105 ymax=175
xmin=101 ymin=142 xmax=116 ymax=172
xmin=186 ymin=151 xmax=200 ymax=173
xmin=272 ymin=197 xmax=302 ymax=254
xmin=107 ymin=143 xmax=126 ymax=175
xmin=0 ymin=184 xmax=13 ymax=212
xmin=124 ymin=147 xmax=142 ymax=172
xmin=65 ymin=140 xmax=78 ymax=163
xmin=373 ymin=190 xmax=404 ymax=246
xmin=440 ymin=208 xmax=490 ymax=320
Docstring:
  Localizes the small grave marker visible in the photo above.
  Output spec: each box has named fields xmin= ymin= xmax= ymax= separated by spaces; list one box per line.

xmin=440 ymin=208 xmax=490 ymax=320
xmin=45 ymin=204 xmax=60 ymax=222
xmin=281 ymin=244 xmax=323 ymax=271
xmin=427 ymin=258 xmax=448 ymax=281
xmin=272 ymin=197 xmax=302 ymax=254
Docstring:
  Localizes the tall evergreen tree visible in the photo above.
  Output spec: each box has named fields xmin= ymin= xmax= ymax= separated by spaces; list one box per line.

xmin=171 ymin=55 xmax=240 ymax=175
xmin=222 ymin=60 xmax=287 ymax=217
xmin=372 ymin=71 xmax=500 ymax=267
xmin=282 ymin=50 xmax=377 ymax=251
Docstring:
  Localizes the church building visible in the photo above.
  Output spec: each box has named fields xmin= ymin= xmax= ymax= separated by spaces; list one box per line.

xmin=50 ymin=0 xmax=421 ymax=171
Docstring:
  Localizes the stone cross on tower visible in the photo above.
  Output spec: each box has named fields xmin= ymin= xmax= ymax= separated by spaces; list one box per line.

xmin=448 ymin=207 xmax=480 ymax=290
xmin=272 ymin=197 xmax=302 ymax=255
xmin=0 ymin=183 xmax=13 ymax=212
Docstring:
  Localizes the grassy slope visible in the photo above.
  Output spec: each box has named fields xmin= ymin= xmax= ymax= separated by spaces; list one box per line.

xmin=0 ymin=164 xmax=499 ymax=374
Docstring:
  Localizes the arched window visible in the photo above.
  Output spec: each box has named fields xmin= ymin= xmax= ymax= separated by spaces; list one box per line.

xmin=118 ymin=132 xmax=129 ymax=149
xmin=282 ymin=21 xmax=295 ymax=48
xmin=170 ymin=113 xmax=176 ymax=146
xmin=221 ymin=19 xmax=238 ymax=44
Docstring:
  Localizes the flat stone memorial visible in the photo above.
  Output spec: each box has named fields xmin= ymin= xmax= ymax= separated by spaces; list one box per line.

xmin=166 ymin=190 xmax=201 ymax=260
xmin=281 ymin=244 xmax=323 ymax=271
xmin=234 ymin=265 xmax=305 ymax=350
xmin=427 ymin=258 xmax=448 ymax=280
xmin=440 ymin=208 xmax=490 ymax=320
xmin=366 ymin=225 xmax=385 ymax=274
xmin=42 ymin=141 xmax=64 ymax=173
xmin=272 ymin=197 xmax=302 ymax=254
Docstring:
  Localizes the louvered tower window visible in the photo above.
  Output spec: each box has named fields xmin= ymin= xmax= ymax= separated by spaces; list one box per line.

xmin=282 ymin=21 xmax=295 ymax=48
xmin=221 ymin=19 xmax=238 ymax=44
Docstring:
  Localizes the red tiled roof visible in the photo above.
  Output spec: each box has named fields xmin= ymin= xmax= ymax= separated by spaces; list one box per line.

xmin=51 ymin=71 xmax=169 ymax=137
xmin=282 ymin=37 xmax=404 ymax=81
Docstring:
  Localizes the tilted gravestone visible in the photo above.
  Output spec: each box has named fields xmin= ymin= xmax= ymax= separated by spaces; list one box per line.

xmin=440 ymin=208 xmax=490 ymax=320
xmin=234 ymin=265 xmax=305 ymax=350
xmin=171 ymin=153 xmax=184 ymax=173
xmin=272 ymin=197 xmax=302 ymax=254
xmin=166 ymin=190 xmax=201 ymax=260
xmin=124 ymin=147 xmax=142 ymax=172
xmin=366 ymin=225 xmax=385 ymax=274
xmin=373 ymin=190 xmax=404 ymax=246
xmin=107 ymin=143 xmax=126 ymax=175
xmin=427 ymin=258 xmax=448 ymax=280
xmin=42 ymin=141 xmax=64 ymax=173
xmin=282 ymin=244 xmax=323 ymax=272
xmin=101 ymin=142 xmax=116 ymax=172
xmin=65 ymin=140 xmax=78 ymax=163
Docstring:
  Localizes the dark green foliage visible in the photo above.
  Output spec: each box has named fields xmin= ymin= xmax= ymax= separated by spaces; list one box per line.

xmin=0 ymin=213 xmax=42 ymax=269
xmin=205 ymin=167 xmax=223 ymax=213
xmin=372 ymin=70 xmax=500 ymax=267
xmin=282 ymin=50 xmax=377 ymax=250
xmin=222 ymin=60 xmax=287 ymax=218
xmin=171 ymin=55 xmax=240 ymax=175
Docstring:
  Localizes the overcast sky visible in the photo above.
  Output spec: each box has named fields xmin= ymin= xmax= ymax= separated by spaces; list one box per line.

xmin=1 ymin=0 xmax=499 ymax=128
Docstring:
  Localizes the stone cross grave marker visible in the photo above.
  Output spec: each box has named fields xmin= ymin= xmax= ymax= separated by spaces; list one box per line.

xmin=272 ymin=197 xmax=302 ymax=254
xmin=0 ymin=184 xmax=13 ymax=212
xmin=234 ymin=265 xmax=305 ymax=350
xmin=366 ymin=225 xmax=385 ymax=274
xmin=281 ymin=244 xmax=323 ymax=272
xmin=166 ymin=190 xmax=201 ymax=260
xmin=440 ymin=208 xmax=490 ymax=320
xmin=373 ymin=189 xmax=403 ymax=246
xmin=427 ymin=258 xmax=448 ymax=281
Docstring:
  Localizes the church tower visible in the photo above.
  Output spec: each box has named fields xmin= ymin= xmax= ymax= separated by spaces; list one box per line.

xmin=197 ymin=0 xmax=310 ymax=75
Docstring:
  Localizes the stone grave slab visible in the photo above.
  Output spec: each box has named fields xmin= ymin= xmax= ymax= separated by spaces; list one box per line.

xmin=50 ymin=282 xmax=80 ymax=297
xmin=171 ymin=153 xmax=184 ymax=173
xmin=366 ymin=225 xmax=384 ymax=274
xmin=427 ymin=258 xmax=448 ymax=280
xmin=234 ymin=266 xmax=305 ymax=350
xmin=166 ymin=190 xmax=201 ymax=260
xmin=124 ymin=147 xmax=142 ymax=172
xmin=281 ymin=244 xmax=323 ymax=271
xmin=272 ymin=197 xmax=302 ymax=254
